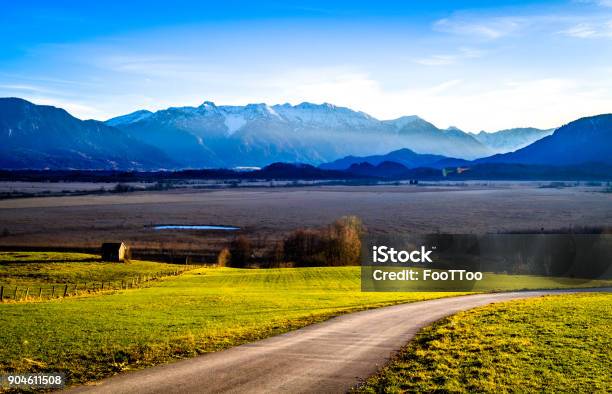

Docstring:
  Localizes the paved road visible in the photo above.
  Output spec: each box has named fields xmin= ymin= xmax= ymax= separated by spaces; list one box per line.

xmin=65 ymin=288 xmax=609 ymax=394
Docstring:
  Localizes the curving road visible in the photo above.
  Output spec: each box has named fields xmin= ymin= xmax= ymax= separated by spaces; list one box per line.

xmin=64 ymin=288 xmax=609 ymax=394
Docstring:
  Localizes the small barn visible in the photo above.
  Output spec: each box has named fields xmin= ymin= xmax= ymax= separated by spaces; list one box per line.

xmin=101 ymin=242 xmax=129 ymax=262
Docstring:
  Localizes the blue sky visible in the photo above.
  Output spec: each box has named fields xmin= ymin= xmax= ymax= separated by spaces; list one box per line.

xmin=1 ymin=0 xmax=611 ymax=131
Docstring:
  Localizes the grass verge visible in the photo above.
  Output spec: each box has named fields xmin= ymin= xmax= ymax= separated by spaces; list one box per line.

xmin=357 ymin=292 xmax=612 ymax=393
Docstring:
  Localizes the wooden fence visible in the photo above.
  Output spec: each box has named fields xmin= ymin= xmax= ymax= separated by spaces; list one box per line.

xmin=0 ymin=267 xmax=195 ymax=303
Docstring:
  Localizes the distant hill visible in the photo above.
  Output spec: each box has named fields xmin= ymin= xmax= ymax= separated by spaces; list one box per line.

xmin=473 ymin=127 xmax=554 ymax=153
xmin=477 ymin=114 xmax=612 ymax=165
xmin=319 ymin=148 xmax=450 ymax=170
xmin=345 ymin=161 xmax=409 ymax=178
xmin=320 ymin=148 xmax=469 ymax=170
xmin=341 ymin=161 xmax=612 ymax=181
xmin=0 ymin=98 xmax=175 ymax=170
xmin=255 ymin=162 xmax=356 ymax=179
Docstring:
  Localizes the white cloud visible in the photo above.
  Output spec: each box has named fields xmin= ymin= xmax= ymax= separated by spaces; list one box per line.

xmin=560 ymin=20 xmax=612 ymax=38
xmin=21 ymin=96 xmax=104 ymax=120
xmin=433 ymin=10 xmax=612 ymax=42
xmin=434 ymin=16 xmax=525 ymax=39
xmin=561 ymin=23 xmax=598 ymax=37
xmin=415 ymin=55 xmax=457 ymax=66
xmin=0 ymin=83 xmax=64 ymax=96
xmin=575 ymin=0 xmax=612 ymax=8
xmin=415 ymin=47 xmax=485 ymax=66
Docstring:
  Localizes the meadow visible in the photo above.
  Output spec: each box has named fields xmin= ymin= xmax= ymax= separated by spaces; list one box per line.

xmin=358 ymin=292 xmax=612 ymax=393
xmin=0 ymin=261 xmax=457 ymax=386
xmin=1 ymin=252 xmax=610 ymax=387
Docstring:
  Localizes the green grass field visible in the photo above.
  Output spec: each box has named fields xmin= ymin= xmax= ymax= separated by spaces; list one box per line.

xmin=1 ymin=264 xmax=458 ymax=386
xmin=358 ymin=292 xmax=612 ymax=393
xmin=1 ymin=252 xmax=610 ymax=388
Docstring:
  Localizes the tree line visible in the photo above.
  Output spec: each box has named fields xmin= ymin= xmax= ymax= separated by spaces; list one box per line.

xmin=219 ymin=216 xmax=363 ymax=268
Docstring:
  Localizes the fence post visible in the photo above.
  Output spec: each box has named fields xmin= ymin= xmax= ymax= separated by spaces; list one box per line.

xmin=38 ymin=287 xmax=42 ymax=299
xmin=51 ymin=286 xmax=55 ymax=297
xmin=0 ymin=286 xmax=3 ymax=302
xmin=63 ymin=285 xmax=68 ymax=297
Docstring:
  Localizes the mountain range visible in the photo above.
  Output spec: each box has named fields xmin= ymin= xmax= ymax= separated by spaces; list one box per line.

xmin=105 ymin=101 xmax=500 ymax=168
xmin=322 ymin=114 xmax=612 ymax=176
xmin=473 ymin=127 xmax=554 ymax=152
xmin=0 ymin=97 xmax=608 ymax=171
xmin=319 ymin=148 xmax=469 ymax=170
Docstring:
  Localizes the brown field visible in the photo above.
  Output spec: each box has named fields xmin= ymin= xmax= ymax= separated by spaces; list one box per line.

xmin=0 ymin=183 xmax=611 ymax=261
xmin=0 ymin=181 xmax=153 ymax=193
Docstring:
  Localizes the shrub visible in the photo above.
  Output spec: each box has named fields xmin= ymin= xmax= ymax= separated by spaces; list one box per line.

xmin=263 ymin=241 xmax=285 ymax=268
xmin=283 ymin=216 xmax=363 ymax=267
xmin=328 ymin=215 xmax=363 ymax=265
xmin=228 ymin=236 xmax=252 ymax=267
xmin=113 ymin=183 xmax=134 ymax=193
xmin=217 ymin=248 xmax=230 ymax=267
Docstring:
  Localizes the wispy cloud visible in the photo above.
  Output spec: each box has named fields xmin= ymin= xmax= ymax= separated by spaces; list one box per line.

xmin=0 ymin=83 xmax=64 ymax=95
xmin=415 ymin=47 xmax=485 ymax=66
xmin=559 ymin=20 xmax=612 ymax=38
xmin=575 ymin=0 xmax=612 ymax=8
xmin=433 ymin=16 xmax=526 ymax=39
xmin=17 ymin=96 xmax=104 ymax=119
xmin=561 ymin=23 xmax=599 ymax=37
xmin=415 ymin=55 xmax=456 ymax=66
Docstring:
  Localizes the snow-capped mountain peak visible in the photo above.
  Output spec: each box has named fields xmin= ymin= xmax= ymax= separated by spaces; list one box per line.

xmin=199 ymin=101 xmax=218 ymax=110
xmin=271 ymin=102 xmax=378 ymax=129
xmin=383 ymin=115 xmax=425 ymax=130
xmin=242 ymin=103 xmax=281 ymax=119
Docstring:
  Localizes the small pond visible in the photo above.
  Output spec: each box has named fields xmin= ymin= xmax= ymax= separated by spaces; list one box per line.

xmin=153 ymin=225 xmax=240 ymax=231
